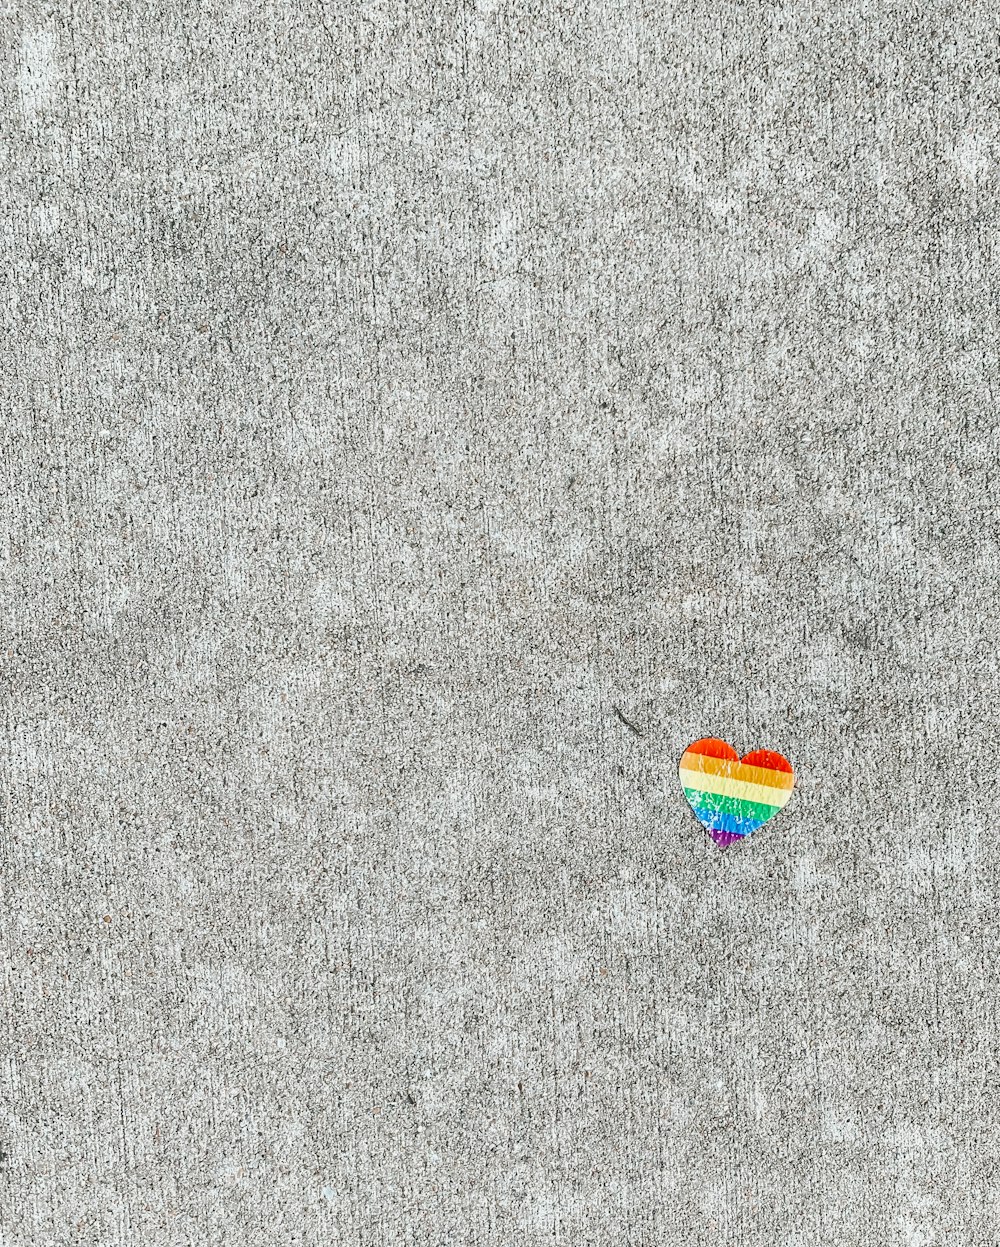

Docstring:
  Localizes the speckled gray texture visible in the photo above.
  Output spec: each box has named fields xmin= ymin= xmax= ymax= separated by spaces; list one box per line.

xmin=4 ymin=2 xmax=1000 ymax=1244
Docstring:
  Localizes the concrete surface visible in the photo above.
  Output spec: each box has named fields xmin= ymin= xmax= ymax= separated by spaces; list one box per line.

xmin=4 ymin=2 xmax=1000 ymax=1243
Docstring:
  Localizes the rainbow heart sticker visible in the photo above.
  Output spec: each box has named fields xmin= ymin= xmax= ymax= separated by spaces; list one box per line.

xmin=679 ymin=738 xmax=794 ymax=848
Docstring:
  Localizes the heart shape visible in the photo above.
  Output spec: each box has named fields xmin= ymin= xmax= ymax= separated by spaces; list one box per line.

xmin=679 ymin=738 xmax=794 ymax=848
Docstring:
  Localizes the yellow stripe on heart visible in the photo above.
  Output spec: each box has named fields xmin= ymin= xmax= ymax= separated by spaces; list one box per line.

xmin=678 ymin=766 xmax=794 ymax=808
